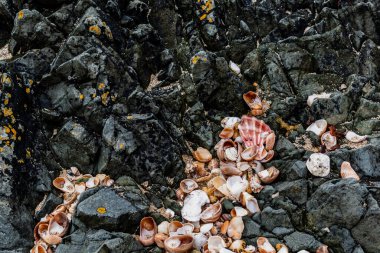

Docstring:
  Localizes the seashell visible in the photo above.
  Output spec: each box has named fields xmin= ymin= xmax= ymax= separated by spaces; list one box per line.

xmin=165 ymin=209 xmax=175 ymax=219
xmin=231 ymin=207 xmax=248 ymax=217
xmin=340 ymin=161 xmax=360 ymax=181
xmin=297 ymin=251 xmax=310 ymax=253
xmin=169 ymin=221 xmax=183 ymax=234
xmin=210 ymin=226 xmax=218 ymax=235
xmin=241 ymin=146 xmax=258 ymax=161
xmin=176 ymin=188 xmax=185 ymax=201
xmin=139 ymin=217 xmax=157 ymax=246
xmin=241 ymin=192 xmax=260 ymax=214
xmin=229 ymin=61 xmax=241 ymax=75
xmin=220 ymin=248 xmax=234 ymax=253
xmin=229 ymin=240 xmax=246 ymax=253
xmin=226 ymin=176 xmax=248 ymax=200
xmin=237 ymin=162 xmax=251 ymax=172
xmin=194 ymin=162 xmax=208 ymax=177
xmin=321 ymin=131 xmax=337 ymax=151
xmin=306 ymin=119 xmax=327 ymax=137
xmin=265 ymin=132 xmax=276 ymax=150
xmin=158 ymin=221 xmax=170 ymax=235
xmin=306 ymin=153 xmax=330 ymax=177
xmin=345 ymin=131 xmax=366 ymax=143
xmin=193 ymin=233 xmax=208 ymax=251
xmin=180 ymin=179 xmax=199 ymax=193
xmin=238 ymin=115 xmax=272 ymax=148
xmin=220 ymin=162 xmax=242 ymax=176
xmin=48 ymin=212 xmax=69 ymax=238
xmin=193 ymin=147 xmax=212 ymax=163
xmin=208 ymin=159 xmax=219 ymax=169
xmin=200 ymin=202 xmax=222 ymax=223
xmin=208 ymin=236 xmax=227 ymax=253
xmin=53 ymin=177 xmax=75 ymax=193
xmin=225 ymin=147 xmax=238 ymax=161
xmin=85 ymin=177 xmax=99 ymax=188
xmin=176 ymin=223 xmax=194 ymax=235
xmin=154 ymin=233 xmax=168 ymax=248
xmin=30 ymin=244 xmax=47 ymax=253
xmin=216 ymin=139 xmax=236 ymax=161
xmin=245 ymin=245 xmax=256 ymax=253
xmin=63 ymin=192 xmax=78 ymax=205
xmin=210 ymin=176 xmax=227 ymax=189
xmin=257 ymin=237 xmax=276 ymax=253
xmin=220 ymin=221 xmax=229 ymax=235
xmin=251 ymin=161 xmax=265 ymax=173
xmin=220 ymin=127 xmax=234 ymax=139
xmin=181 ymin=190 xmax=210 ymax=222
xmin=221 ymin=117 xmax=241 ymax=128
xmin=103 ymin=176 xmax=114 ymax=186
xmin=307 ymin=93 xmax=331 ymax=107
xmin=51 ymin=204 xmax=68 ymax=216
xmin=75 ymin=182 xmax=86 ymax=193
xmin=164 ymin=235 xmax=194 ymax=253
xmin=276 ymin=244 xmax=289 ymax=253
xmin=316 ymin=245 xmax=329 ymax=253
xmin=243 ymin=91 xmax=264 ymax=116
xmin=257 ymin=166 xmax=280 ymax=184
xmin=200 ymin=223 xmax=214 ymax=234
xmin=227 ymin=216 xmax=244 ymax=240
xmin=34 ymin=220 xmax=49 ymax=242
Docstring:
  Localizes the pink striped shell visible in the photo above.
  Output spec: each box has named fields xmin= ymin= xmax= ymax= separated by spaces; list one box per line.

xmin=238 ymin=115 xmax=272 ymax=148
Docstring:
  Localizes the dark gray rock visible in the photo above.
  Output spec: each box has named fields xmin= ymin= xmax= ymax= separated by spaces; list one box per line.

xmin=76 ymin=188 xmax=148 ymax=233
xmin=261 ymin=207 xmax=293 ymax=233
xmin=349 ymin=145 xmax=380 ymax=178
xmin=306 ymin=179 xmax=368 ymax=230
xmin=35 ymin=193 xmax=63 ymax=220
xmin=280 ymin=160 xmax=308 ymax=181
xmin=355 ymin=98 xmax=380 ymax=120
xmin=275 ymin=179 xmax=308 ymax=206
xmin=284 ymin=231 xmax=322 ymax=252
xmin=242 ymin=216 xmax=261 ymax=238
xmin=321 ymin=226 xmax=356 ymax=253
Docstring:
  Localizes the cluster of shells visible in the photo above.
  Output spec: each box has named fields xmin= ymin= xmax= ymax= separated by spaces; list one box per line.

xmin=31 ymin=167 xmax=114 ymax=253
xmin=138 ymin=92 xmax=330 ymax=253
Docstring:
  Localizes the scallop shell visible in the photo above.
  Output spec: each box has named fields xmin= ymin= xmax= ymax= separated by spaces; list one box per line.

xmin=180 ymin=179 xmax=199 ymax=193
xmin=227 ymin=216 xmax=244 ymax=240
xmin=307 ymin=93 xmax=331 ymax=107
xmin=345 ymin=131 xmax=366 ymax=143
xmin=238 ymin=115 xmax=272 ymax=148
xmin=306 ymin=119 xmax=327 ymax=136
xmin=200 ymin=202 xmax=222 ymax=223
xmin=257 ymin=166 xmax=280 ymax=184
xmin=139 ymin=217 xmax=157 ymax=246
xmin=181 ymin=190 xmax=210 ymax=222
xmin=52 ymin=177 xmax=75 ymax=193
xmin=154 ymin=233 xmax=168 ymax=248
xmin=226 ymin=176 xmax=248 ymax=200
xmin=306 ymin=153 xmax=330 ymax=177
xmin=257 ymin=237 xmax=276 ymax=253
xmin=340 ymin=161 xmax=360 ymax=181
xmin=164 ymin=235 xmax=194 ymax=253
xmin=276 ymin=244 xmax=289 ymax=253
xmin=208 ymin=236 xmax=227 ymax=253
xmin=321 ymin=131 xmax=337 ymax=151
xmin=193 ymin=147 xmax=212 ymax=163
xmin=231 ymin=207 xmax=248 ymax=217
xmin=241 ymin=192 xmax=261 ymax=214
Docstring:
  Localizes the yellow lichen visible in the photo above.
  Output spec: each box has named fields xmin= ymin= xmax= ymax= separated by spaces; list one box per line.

xmin=2 ymin=108 xmax=13 ymax=117
xmin=25 ymin=88 xmax=31 ymax=94
xmin=4 ymin=99 xmax=8 ymax=105
xmin=28 ymin=79 xmax=33 ymax=85
xmin=200 ymin=14 xmax=207 ymax=20
xmin=276 ymin=117 xmax=300 ymax=135
xmin=79 ymin=94 xmax=84 ymax=100
xmin=97 ymin=207 xmax=107 ymax=214
xmin=119 ymin=143 xmax=124 ymax=150
xmin=89 ymin=25 xmax=101 ymax=35
xmin=98 ymin=83 xmax=105 ymax=90
xmin=26 ymin=148 xmax=31 ymax=159
xmin=127 ymin=115 xmax=133 ymax=120
xmin=18 ymin=11 xmax=24 ymax=20
xmin=17 ymin=159 xmax=24 ymax=164
xmin=101 ymin=91 xmax=109 ymax=105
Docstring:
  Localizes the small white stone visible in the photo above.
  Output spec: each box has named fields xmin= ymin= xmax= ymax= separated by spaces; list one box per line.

xmin=306 ymin=153 xmax=330 ymax=177
xmin=229 ymin=61 xmax=241 ymax=75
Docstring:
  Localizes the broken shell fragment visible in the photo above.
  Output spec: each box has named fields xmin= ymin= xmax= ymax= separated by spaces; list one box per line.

xmin=221 ymin=117 xmax=241 ymax=128
xmin=306 ymin=119 xmax=328 ymax=137
xmin=176 ymin=223 xmax=194 ymax=235
xmin=219 ymin=127 xmax=234 ymax=139
xmin=30 ymin=244 xmax=47 ymax=253
xmin=321 ymin=131 xmax=338 ymax=151
xmin=241 ymin=146 xmax=258 ymax=161
xmin=226 ymin=176 xmax=248 ymax=200
xmin=225 ymin=147 xmax=238 ymax=161
xmin=164 ymin=235 xmax=194 ymax=253
xmin=230 ymin=206 xmax=248 ymax=217
xmin=193 ymin=147 xmax=212 ymax=163
xmin=340 ymin=161 xmax=360 ymax=181
xmin=316 ymin=245 xmax=329 ymax=253
xmin=154 ymin=233 xmax=169 ymax=248
xmin=139 ymin=217 xmax=157 ymax=246
xmin=220 ymin=162 xmax=242 ymax=176
xmin=276 ymin=244 xmax=289 ymax=253
xmin=158 ymin=221 xmax=170 ymax=235
xmin=241 ymin=192 xmax=261 ymax=214
xmin=229 ymin=240 xmax=246 ymax=252
xmin=181 ymin=190 xmax=210 ymax=222
xmin=243 ymin=91 xmax=266 ymax=116
xmin=208 ymin=236 xmax=227 ymax=253
xmin=265 ymin=132 xmax=275 ymax=151
xmin=307 ymin=93 xmax=331 ymax=107
xmin=306 ymin=153 xmax=330 ymax=177
xmin=257 ymin=166 xmax=280 ymax=184
xmin=169 ymin=221 xmax=183 ymax=234
xmin=180 ymin=179 xmax=199 ymax=193
xmin=200 ymin=202 xmax=222 ymax=223
xmin=53 ymin=177 xmax=75 ymax=193
xmin=48 ymin=212 xmax=69 ymax=238
xmin=85 ymin=177 xmax=99 ymax=188
xmin=193 ymin=233 xmax=208 ymax=250
xmin=257 ymin=237 xmax=276 ymax=253
xmin=345 ymin=131 xmax=366 ymax=143
xmin=227 ymin=216 xmax=244 ymax=240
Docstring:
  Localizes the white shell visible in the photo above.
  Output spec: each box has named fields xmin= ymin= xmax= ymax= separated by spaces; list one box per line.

xmin=226 ymin=176 xmax=248 ymax=200
xmin=227 ymin=216 xmax=244 ymax=239
xmin=229 ymin=61 xmax=241 ymax=75
xmin=245 ymin=245 xmax=256 ymax=253
xmin=181 ymin=190 xmax=210 ymax=222
xmin=225 ymin=147 xmax=238 ymax=161
xmin=200 ymin=223 xmax=213 ymax=234
xmin=306 ymin=119 xmax=327 ymax=136
xmin=306 ymin=153 xmax=330 ymax=177
xmin=193 ymin=233 xmax=208 ymax=251
xmin=297 ymin=251 xmax=310 ymax=253
xmin=307 ymin=93 xmax=331 ymax=107
xmin=242 ymin=192 xmax=261 ymax=214
xmin=345 ymin=131 xmax=367 ymax=143
xmin=221 ymin=117 xmax=241 ymax=128
xmin=158 ymin=221 xmax=170 ymax=235
xmin=220 ymin=248 xmax=235 ymax=253
xmin=165 ymin=209 xmax=175 ymax=218
xmin=208 ymin=236 xmax=227 ymax=253
xmin=176 ymin=223 xmax=194 ymax=235
xmin=232 ymin=206 xmax=248 ymax=217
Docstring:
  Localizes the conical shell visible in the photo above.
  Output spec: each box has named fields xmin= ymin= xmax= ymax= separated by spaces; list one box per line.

xmin=340 ymin=161 xmax=360 ymax=181
xmin=238 ymin=116 xmax=272 ymax=148
xmin=257 ymin=237 xmax=275 ymax=253
xmin=321 ymin=131 xmax=337 ymax=151
xmin=193 ymin=147 xmax=212 ymax=163
xmin=164 ymin=235 xmax=194 ymax=253
xmin=257 ymin=166 xmax=280 ymax=184
xmin=345 ymin=131 xmax=366 ymax=143
xmin=200 ymin=202 xmax=222 ymax=223
xmin=306 ymin=119 xmax=327 ymax=136
xmin=139 ymin=217 xmax=157 ymax=246
xmin=52 ymin=177 xmax=75 ymax=193
xmin=180 ymin=179 xmax=199 ymax=193
xmin=48 ymin=212 xmax=69 ymax=237
xmin=241 ymin=192 xmax=261 ymax=214
xmin=208 ymin=236 xmax=227 ymax=253
xmin=227 ymin=216 xmax=244 ymax=240
xmin=306 ymin=153 xmax=330 ymax=177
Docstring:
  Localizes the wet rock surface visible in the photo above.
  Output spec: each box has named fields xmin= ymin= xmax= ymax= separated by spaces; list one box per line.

xmin=0 ymin=0 xmax=380 ymax=252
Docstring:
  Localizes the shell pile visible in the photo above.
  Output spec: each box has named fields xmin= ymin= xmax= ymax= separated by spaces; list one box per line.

xmin=31 ymin=167 xmax=114 ymax=253
xmin=137 ymin=91 xmax=298 ymax=253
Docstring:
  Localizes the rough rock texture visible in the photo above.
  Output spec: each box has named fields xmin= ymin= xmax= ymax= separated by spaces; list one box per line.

xmin=0 ymin=0 xmax=380 ymax=252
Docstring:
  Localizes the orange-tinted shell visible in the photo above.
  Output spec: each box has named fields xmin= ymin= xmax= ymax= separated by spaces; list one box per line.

xmin=154 ymin=233 xmax=169 ymax=248
xmin=139 ymin=217 xmax=157 ymax=246
xmin=200 ymin=202 xmax=222 ymax=223
xmin=238 ymin=115 xmax=272 ymax=148
xmin=257 ymin=237 xmax=276 ymax=253
xmin=219 ymin=127 xmax=234 ymax=139
xmin=180 ymin=179 xmax=199 ymax=193
xmin=164 ymin=235 xmax=194 ymax=253
xmin=340 ymin=161 xmax=360 ymax=181
xmin=52 ymin=177 xmax=75 ymax=193
xmin=48 ymin=212 xmax=69 ymax=237
xmin=258 ymin=166 xmax=280 ymax=184
xmin=193 ymin=147 xmax=212 ymax=163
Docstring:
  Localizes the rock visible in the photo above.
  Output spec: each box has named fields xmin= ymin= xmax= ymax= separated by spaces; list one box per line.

xmin=349 ymin=145 xmax=380 ymax=178
xmin=355 ymin=98 xmax=380 ymax=120
xmin=306 ymin=179 xmax=368 ymax=230
xmin=275 ymin=179 xmax=308 ymax=206
xmin=51 ymin=120 xmax=98 ymax=174
xmin=261 ymin=207 xmax=293 ymax=234
xmin=284 ymin=231 xmax=322 ymax=252
xmin=35 ymin=193 xmax=63 ymax=220
xmin=280 ymin=160 xmax=308 ymax=181
xmin=76 ymin=188 xmax=148 ymax=233
xmin=321 ymin=225 xmax=356 ymax=253
xmin=242 ymin=217 xmax=261 ymax=238
xmin=306 ymin=153 xmax=330 ymax=177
